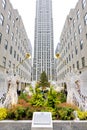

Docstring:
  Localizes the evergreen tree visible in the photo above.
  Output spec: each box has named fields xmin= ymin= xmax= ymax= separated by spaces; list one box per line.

xmin=39 ymin=71 xmax=50 ymax=91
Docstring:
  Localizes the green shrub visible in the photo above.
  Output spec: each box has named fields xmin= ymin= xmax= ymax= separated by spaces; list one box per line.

xmin=25 ymin=108 xmax=33 ymax=119
xmin=55 ymin=103 xmax=77 ymax=120
xmin=7 ymin=102 xmax=34 ymax=120
xmin=77 ymin=110 xmax=87 ymax=120
xmin=30 ymin=93 xmax=45 ymax=106
xmin=57 ymin=91 xmax=67 ymax=103
xmin=15 ymin=106 xmax=26 ymax=120
xmin=45 ymin=86 xmax=60 ymax=108
xmin=6 ymin=84 xmax=79 ymax=120
xmin=0 ymin=108 xmax=7 ymax=120
xmin=58 ymin=107 xmax=74 ymax=120
xmin=7 ymin=108 xmax=15 ymax=120
xmin=18 ymin=93 xmax=29 ymax=102
xmin=7 ymin=105 xmax=26 ymax=120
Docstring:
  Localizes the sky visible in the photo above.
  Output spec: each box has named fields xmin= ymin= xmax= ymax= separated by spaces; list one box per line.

xmin=10 ymin=0 xmax=78 ymax=50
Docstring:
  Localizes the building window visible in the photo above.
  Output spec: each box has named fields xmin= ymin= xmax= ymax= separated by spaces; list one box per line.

xmin=66 ymin=57 xmax=68 ymax=64
xmin=66 ymin=47 xmax=67 ymax=53
xmin=6 ymin=24 xmax=10 ymax=34
xmin=82 ymin=0 xmax=86 ymax=9
xmin=82 ymin=57 xmax=85 ymax=67
xmin=14 ymin=50 xmax=16 ymax=58
xmin=4 ymin=40 xmax=8 ymax=50
xmin=18 ymin=44 xmax=20 ymax=50
xmin=78 ymin=25 xmax=82 ymax=34
xmin=0 ymin=13 xmax=4 ymax=26
xmin=73 ymin=64 xmax=75 ymax=69
xmin=2 ymin=0 xmax=6 ymax=9
xmin=0 ymin=33 xmax=2 ymax=44
xmin=77 ymin=61 xmax=79 ymax=69
xmin=72 ymin=51 xmax=74 ymax=58
xmin=3 ymin=57 xmax=6 ymax=67
xmin=10 ymin=46 xmax=12 ymax=55
xmin=84 ymin=13 xmax=87 ymax=25
xmin=86 ymin=33 xmax=87 ymax=39
xmin=69 ymin=54 xmax=71 ymax=61
xmin=68 ymin=43 xmax=70 ymax=49
xmin=80 ymin=40 xmax=83 ymax=50
xmin=75 ymin=46 xmax=78 ymax=55
xmin=77 ymin=10 xmax=80 ymax=19
xmin=8 ymin=11 xmax=11 ymax=20
xmin=11 ymin=32 xmax=14 ymax=40
xmin=8 ymin=60 xmax=11 ymax=68
xmin=17 ymin=54 xmax=19 ymax=61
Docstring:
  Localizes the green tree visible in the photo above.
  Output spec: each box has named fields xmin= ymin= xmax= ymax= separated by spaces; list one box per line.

xmin=39 ymin=71 xmax=50 ymax=91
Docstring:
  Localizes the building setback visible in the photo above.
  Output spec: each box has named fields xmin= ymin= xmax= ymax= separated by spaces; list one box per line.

xmin=0 ymin=0 xmax=32 ymax=85
xmin=55 ymin=0 xmax=87 ymax=86
xmin=33 ymin=0 xmax=54 ymax=81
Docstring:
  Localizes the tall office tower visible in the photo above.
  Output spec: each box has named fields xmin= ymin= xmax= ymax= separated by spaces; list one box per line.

xmin=33 ymin=0 xmax=54 ymax=81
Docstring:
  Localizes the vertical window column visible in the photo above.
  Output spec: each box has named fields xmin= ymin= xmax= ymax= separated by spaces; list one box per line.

xmin=0 ymin=33 xmax=2 ymax=44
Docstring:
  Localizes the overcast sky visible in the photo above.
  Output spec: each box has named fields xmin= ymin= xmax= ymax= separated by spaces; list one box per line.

xmin=10 ymin=0 xmax=78 ymax=50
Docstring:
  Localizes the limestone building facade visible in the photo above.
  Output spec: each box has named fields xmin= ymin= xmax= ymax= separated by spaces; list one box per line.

xmin=0 ymin=0 xmax=32 ymax=85
xmin=55 ymin=0 xmax=87 ymax=86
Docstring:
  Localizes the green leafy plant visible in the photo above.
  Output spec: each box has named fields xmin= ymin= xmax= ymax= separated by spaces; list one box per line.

xmin=6 ymin=83 xmax=79 ymax=120
xmin=77 ymin=110 xmax=87 ymax=120
xmin=30 ymin=93 xmax=45 ymax=106
xmin=58 ymin=107 xmax=74 ymax=120
xmin=0 ymin=108 xmax=7 ymax=120
xmin=57 ymin=91 xmax=67 ymax=103
xmin=55 ymin=103 xmax=78 ymax=120
xmin=18 ymin=93 xmax=30 ymax=102
xmin=45 ymin=86 xmax=60 ymax=108
xmin=7 ymin=105 xmax=25 ymax=120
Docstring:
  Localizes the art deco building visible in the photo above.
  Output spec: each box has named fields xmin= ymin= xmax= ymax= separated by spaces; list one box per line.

xmin=55 ymin=0 xmax=87 ymax=86
xmin=0 ymin=0 xmax=32 ymax=97
xmin=33 ymin=0 xmax=54 ymax=81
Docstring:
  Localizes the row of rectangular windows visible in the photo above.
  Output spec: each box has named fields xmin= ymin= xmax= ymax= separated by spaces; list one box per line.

xmin=58 ymin=57 xmax=85 ymax=76
xmin=3 ymin=56 xmax=30 ymax=74
xmin=61 ymin=0 xmax=87 ymax=45
xmin=63 ymin=12 xmax=87 ymax=44
xmin=0 ymin=33 xmax=27 ymax=58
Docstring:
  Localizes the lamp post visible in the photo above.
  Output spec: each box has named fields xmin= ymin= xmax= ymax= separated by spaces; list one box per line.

xmin=55 ymin=53 xmax=61 ymax=59
xmin=12 ymin=52 xmax=31 ymax=94
xmin=55 ymin=52 xmax=79 ymax=86
xmin=6 ymin=53 xmax=31 ymax=75
xmin=14 ymin=52 xmax=31 ymax=94
xmin=15 ymin=53 xmax=31 ymax=69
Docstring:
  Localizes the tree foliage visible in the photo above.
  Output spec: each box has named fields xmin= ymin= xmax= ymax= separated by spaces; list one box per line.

xmin=39 ymin=71 xmax=50 ymax=91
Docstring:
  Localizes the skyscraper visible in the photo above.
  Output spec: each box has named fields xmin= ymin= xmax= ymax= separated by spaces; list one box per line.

xmin=33 ymin=0 xmax=54 ymax=81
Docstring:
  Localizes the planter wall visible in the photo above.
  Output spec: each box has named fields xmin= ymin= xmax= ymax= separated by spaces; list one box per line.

xmin=0 ymin=120 xmax=87 ymax=130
